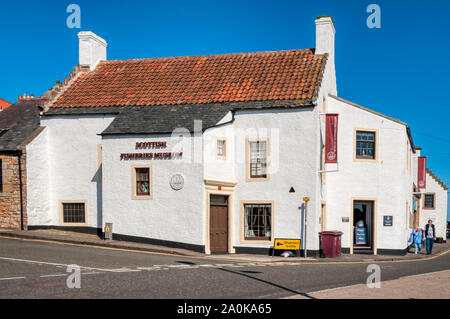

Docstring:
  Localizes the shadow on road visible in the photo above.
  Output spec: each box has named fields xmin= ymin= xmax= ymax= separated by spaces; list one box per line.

xmin=218 ymin=267 xmax=316 ymax=299
xmin=175 ymin=259 xmax=315 ymax=298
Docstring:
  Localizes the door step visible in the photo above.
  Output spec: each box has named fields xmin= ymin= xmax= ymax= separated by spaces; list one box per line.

xmin=353 ymin=248 xmax=374 ymax=254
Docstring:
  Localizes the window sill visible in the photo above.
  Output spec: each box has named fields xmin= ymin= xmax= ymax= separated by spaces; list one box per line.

xmin=246 ymin=176 xmax=270 ymax=182
xmin=132 ymin=195 xmax=153 ymax=200
xmin=59 ymin=223 xmax=88 ymax=227
xmin=240 ymin=239 xmax=273 ymax=245
xmin=353 ymin=157 xmax=378 ymax=163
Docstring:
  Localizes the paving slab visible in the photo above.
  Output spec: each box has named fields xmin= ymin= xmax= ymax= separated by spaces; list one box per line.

xmin=288 ymin=269 xmax=450 ymax=299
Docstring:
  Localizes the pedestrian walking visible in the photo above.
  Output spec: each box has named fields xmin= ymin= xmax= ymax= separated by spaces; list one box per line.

xmin=423 ymin=219 xmax=437 ymax=255
xmin=412 ymin=227 xmax=423 ymax=254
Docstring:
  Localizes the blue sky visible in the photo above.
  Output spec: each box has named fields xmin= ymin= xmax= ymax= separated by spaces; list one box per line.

xmin=1 ymin=0 xmax=449 ymax=220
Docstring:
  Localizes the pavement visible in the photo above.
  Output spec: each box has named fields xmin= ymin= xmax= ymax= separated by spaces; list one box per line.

xmin=0 ymin=236 xmax=449 ymax=298
xmin=0 ymin=228 xmax=203 ymax=257
xmin=288 ymin=269 xmax=450 ymax=299
xmin=0 ymin=228 xmax=448 ymax=263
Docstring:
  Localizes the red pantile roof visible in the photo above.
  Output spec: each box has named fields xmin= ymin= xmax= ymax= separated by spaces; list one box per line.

xmin=51 ymin=49 xmax=327 ymax=108
xmin=0 ymin=98 xmax=11 ymax=110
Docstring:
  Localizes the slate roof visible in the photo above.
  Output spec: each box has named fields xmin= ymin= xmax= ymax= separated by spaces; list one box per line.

xmin=51 ymin=49 xmax=327 ymax=108
xmin=0 ymin=99 xmax=42 ymax=151
xmin=101 ymin=104 xmax=233 ymax=135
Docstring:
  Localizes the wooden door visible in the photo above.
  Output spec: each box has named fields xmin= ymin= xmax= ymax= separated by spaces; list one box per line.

xmin=210 ymin=195 xmax=228 ymax=253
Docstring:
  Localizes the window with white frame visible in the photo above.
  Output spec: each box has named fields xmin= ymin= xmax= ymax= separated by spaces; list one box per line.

xmin=356 ymin=131 xmax=376 ymax=159
xmin=244 ymin=203 xmax=272 ymax=240
xmin=217 ymin=139 xmax=226 ymax=158
xmin=249 ymin=141 xmax=267 ymax=178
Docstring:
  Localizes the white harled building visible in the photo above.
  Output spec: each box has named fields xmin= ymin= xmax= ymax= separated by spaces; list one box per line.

xmin=24 ymin=17 xmax=448 ymax=256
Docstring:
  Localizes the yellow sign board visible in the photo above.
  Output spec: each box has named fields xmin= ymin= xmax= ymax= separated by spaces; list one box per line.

xmin=274 ymin=238 xmax=301 ymax=250
xmin=303 ymin=197 xmax=310 ymax=202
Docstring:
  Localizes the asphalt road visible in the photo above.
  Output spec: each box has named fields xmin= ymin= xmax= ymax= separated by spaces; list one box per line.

xmin=0 ymin=237 xmax=449 ymax=299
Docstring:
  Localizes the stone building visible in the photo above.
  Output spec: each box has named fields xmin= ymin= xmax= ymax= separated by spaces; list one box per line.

xmin=0 ymin=97 xmax=43 ymax=229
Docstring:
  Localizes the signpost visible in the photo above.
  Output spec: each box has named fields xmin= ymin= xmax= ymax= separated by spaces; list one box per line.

xmin=274 ymin=239 xmax=301 ymax=250
xmin=303 ymin=197 xmax=310 ymax=258
xmin=273 ymin=239 xmax=301 ymax=257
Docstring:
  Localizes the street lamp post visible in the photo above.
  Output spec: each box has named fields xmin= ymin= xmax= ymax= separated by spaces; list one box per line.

xmin=303 ymin=197 xmax=310 ymax=258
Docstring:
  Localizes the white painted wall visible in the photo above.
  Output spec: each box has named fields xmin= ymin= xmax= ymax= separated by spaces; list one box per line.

xmin=232 ymin=108 xmax=320 ymax=251
xmin=326 ymin=96 xmax=412 ymax=252
xmin=35 ymin=114 xmax=115 ymax=228
xmin=27 ymin=127 xmax=52 ymax=225
xmin=102 ymin=134 xmax=205 ymax=246
xmin=203 ymin=121 xmax=235 ymax=183
xmin=420 ymin=171 xmax=448 ymax=239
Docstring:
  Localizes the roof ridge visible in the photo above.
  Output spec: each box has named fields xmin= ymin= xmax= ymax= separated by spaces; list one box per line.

xmin=328 ymin=94 xmax=407 ymax=126
xmin=101 ymin=48 xmax=317 ymax=64
xmin=426 ymin=168 xmax=448 ymax=191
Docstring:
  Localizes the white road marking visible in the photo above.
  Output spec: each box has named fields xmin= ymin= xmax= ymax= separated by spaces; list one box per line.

xmin=0 ymin=276 xmax=26 ymax=281
xmin=40 ymin=271 xmax=104 ymax=278
xmin=0 ymin=256 xmax=140 ymax=273
xmin=40 ymin=274 xmax=67 ymax=278
xmin=0 ymin=255 xmax=291 ymax=277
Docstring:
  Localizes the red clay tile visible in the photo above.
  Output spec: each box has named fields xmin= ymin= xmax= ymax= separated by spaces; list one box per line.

xmin=51 ymin=49 xmax=326 ymax=108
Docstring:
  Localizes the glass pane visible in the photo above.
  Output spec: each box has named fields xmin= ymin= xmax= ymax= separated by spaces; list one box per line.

xmin=135 ymin=168 xmax=150 ymax=196
xmin=136 ymin=168 xmax=149 ymax=182
xmin=210 ymin=195 xmax=228 ymax=203
xmin=137 ymin=181 xmax=150 ymax=195
xmin=250 ymin=141 xmax=267 ymax=177
xmin=63 ymin=203 xmax=85 ymax=223
xmin=356 ymin=132 xmax=375 ymax=158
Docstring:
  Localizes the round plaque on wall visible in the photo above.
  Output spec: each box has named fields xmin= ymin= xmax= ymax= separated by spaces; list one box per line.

xmin=170 ymin=174 xmax=184 ymax=190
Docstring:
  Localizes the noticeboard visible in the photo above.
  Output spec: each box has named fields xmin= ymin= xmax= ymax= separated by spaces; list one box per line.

xmin=383 ymin=215 xmax=393 ymax=227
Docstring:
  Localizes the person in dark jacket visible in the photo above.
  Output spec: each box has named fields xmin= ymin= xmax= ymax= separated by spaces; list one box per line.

xmin=423 ymin=220 xmax=437 ymax=254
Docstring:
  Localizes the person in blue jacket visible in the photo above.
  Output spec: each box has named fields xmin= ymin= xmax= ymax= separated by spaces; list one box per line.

xmin=412 ymin=227 xmax=423 ymax=254
xmin=423 ymin=219 xmax=437 ymax=254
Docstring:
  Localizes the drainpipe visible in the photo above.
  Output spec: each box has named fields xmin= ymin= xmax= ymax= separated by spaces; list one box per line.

xmin=17 ymin=151 xmax=24 ymax=230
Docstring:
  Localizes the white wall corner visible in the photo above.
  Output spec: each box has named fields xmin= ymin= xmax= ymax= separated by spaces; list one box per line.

xmin=78 ymin=31 xmax=107 ymax=71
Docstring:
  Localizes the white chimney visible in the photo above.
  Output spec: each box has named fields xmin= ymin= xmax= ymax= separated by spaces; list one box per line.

xmin=78 ymin=31 xmax=107 ymax=71
xmin=315 ymin=16 xmax=337 ymax=95
xmin=315 ymin=16 xmax=335 ymax=61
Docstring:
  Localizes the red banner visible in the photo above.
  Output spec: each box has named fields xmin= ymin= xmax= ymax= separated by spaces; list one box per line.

xmin=417 ymin=156 xmax=427 ymax=189
xmin=325 ymin=114 xmax=338 ymax=163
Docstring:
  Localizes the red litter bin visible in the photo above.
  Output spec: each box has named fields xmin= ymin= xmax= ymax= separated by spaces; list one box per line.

xmin=319 ymin=231 xmax=343 ymax=258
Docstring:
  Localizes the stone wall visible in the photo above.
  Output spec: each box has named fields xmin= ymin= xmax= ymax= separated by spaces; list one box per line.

xmin=0 ymin=153 xmax=27 ymax=229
